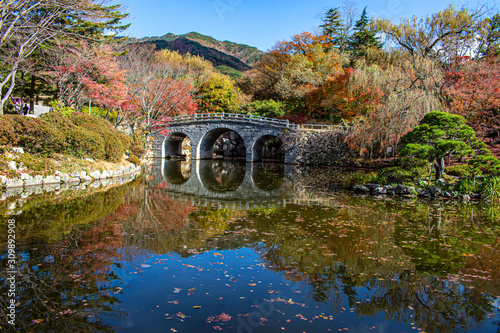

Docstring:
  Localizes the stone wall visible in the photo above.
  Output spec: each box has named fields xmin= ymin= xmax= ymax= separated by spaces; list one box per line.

xmin=286 ymin=130 xmax=359 ymax=166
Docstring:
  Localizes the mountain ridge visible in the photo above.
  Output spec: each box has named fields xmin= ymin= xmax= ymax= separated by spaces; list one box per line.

xmin=130 ymin=32 xmax=264 ymax=72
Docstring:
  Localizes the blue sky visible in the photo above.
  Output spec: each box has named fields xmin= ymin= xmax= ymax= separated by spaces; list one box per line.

xmin=120 ymin=0 xmax=497 ymax=51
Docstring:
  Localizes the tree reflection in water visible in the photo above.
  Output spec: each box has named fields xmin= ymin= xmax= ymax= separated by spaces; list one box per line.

xmin=1 ymin=163 xmax=500 ymax=333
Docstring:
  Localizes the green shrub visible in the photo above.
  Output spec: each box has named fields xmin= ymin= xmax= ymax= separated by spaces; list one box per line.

xmin=103 ymin=135 xmax=124 ymax=162
xmin=240 ymin=100 xmax=286 ymax=118
xmin=343 ymin=170 xmax=386 ymax=187
xmin=380 ymin=158 xmax=430 ymax=185
xmin=49 ymin=101 xmax=76 ymax=118
xmin=380 ymin=167 xmax=413 ymax=184
xmin=70 ymin=112 xmax=124 ymax=162
xmin=117 ymin=132 xmax=131 ymax=151
xmin=0 ymin=115 xmax=17 ymax=146
xmin=445 ymin=164 xmax=476 ymax=178
xmin=130 ymin=142 xmax=146 ymax=158
xmin=9 ymin=115 xmax=65 ymax=154
xmin=455 ymin=178 xmax=475 ymax=195
xmin=478 ymin=176 xmax=500 ymax=201
xmin=128 ymin=154 xmax=141 ymax=166
xmin=41 ymin=112 xmax=106 ymax=160
xmin=89 ymin=106 xmax=118 ymax=124
xmin=65 ymin=128 xmax=106 ymax=160
xmin=399 ymin=158 xmax=430 ymax=170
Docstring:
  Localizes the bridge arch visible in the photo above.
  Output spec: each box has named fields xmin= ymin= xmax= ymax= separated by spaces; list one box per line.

xmin=197 ymin=127 xmax=246 ymax=160
xmin=163 ymin=132 xmax=192 ymax=159
xmin=251 ymin=133 xmax=284 ymax=162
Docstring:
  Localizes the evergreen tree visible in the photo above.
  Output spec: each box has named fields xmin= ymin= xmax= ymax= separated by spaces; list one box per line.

xmin=478 ymin=13 xmax=500 ymax=58
xmin=348 ymin=7 xmax=382 ymax=60
xmin=320 ymin=8 xmax=344 ymax=50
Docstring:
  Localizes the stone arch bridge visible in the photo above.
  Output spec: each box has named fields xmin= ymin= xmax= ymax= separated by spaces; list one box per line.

xmin=152 ymin=113 xmax=347 ymax=164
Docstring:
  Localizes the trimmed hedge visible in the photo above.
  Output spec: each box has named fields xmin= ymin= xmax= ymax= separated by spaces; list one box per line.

xmin=1 ymin=113 xmax=131 ymax=163
xmin=41 ymin=113 xmax=106 ymax=160
xmin=70 ymin=112 xmax=124 ymax=162
xmin=0 ymin=115 xmax=17 ymax=146
xmin=3 ymin=115 xmax=65 ymax=154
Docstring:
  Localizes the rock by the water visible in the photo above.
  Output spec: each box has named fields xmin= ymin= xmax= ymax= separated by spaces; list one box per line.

xmin=353 ymin=185 xmax=369 ymax=194
xmin=372 ymin=186 xmax=387 ymax=195
xmin=428 ymin=186 xmax=441 ymax=197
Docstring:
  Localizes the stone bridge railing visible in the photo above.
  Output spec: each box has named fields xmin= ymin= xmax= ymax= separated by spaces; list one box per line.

xmin=168 ymin=113 xmax=350 ymax=133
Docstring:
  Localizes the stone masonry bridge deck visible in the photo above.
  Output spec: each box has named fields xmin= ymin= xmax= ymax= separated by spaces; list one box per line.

xmin=152 ymin=113 xmax=349 ymax=164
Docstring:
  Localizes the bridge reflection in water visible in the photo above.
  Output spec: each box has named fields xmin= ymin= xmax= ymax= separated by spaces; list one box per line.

xmin=154 ymin=160 xmax=338 ymax=209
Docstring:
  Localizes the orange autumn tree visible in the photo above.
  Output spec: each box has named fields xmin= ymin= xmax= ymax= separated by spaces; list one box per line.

xmin=255 ymin=32 xmax=343 ymax=103
xmin=306 ymin=67 xmax=384 ymax=122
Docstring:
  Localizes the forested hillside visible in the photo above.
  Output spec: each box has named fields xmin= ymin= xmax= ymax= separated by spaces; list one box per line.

xmin=130 ymin=32 xmax=264 ymax=71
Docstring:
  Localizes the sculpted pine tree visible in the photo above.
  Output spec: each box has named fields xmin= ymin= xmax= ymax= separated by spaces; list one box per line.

xmin=399 ymin=111 xmax=499 ymax=180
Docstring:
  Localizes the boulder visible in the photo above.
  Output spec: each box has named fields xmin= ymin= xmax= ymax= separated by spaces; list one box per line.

xmin=5 ymin=178 xmax=23 ymax=188
xmin=70 ymin=172 xmax=81 ymax=178
xmin=363 ymin=183 xmax=381 ymax=190
xmin=428 ymin=186 xmax=441 ymax=197
xmin=60 ymin=173 xmax=80 ymax=184
xmin=20 ymin=173 xmax=32 ymax=180
xmin=417 ymin=189 xmax=431 ymax=198
xmin=81 ymin=175 xmax=93 ymax=182
xmin=43 ymin=175 xmax=61 ymax=184
xmin=394 ymin=185 xmax=407 ymax=195
xmin=89 ymin=171 xmax=101 ymax=179
xmin=406 ymin=187 xmax=416 ymax=195
xmin=373 ymin=186 xmax=387 ymax=195
xmin=353 ymin=185 xmax=369 ymax=194
xmin=11 ymin=147 xmax=24 ymax=154
xmin=24 ymin=175 xmax=43 ymax=187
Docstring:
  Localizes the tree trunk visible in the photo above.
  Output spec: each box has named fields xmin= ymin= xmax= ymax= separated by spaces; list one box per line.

xmin=0 ymin=71 xmax=17 ymax=115
xmin=29 ymin=75 xmax=36 ymax=114
xmin=434 ymin=157 xmax=445 ymax=180
xmin=19 ymin=72 xmax=26 ymax=115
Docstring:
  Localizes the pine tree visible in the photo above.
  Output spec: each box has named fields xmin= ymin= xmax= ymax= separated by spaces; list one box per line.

xmin=348 ymin=7 xmax=382 ymax=60
xmin=478 ymin=14 xmax=500 ymax=58
xmin=320 ymin=7 xmax=344 ymax=50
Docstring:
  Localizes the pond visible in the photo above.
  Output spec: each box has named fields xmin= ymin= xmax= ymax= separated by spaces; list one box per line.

xmin=1 ymin=160 xmax=500 ymax=332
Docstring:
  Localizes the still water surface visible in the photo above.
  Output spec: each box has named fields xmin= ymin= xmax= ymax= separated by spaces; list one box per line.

xmin=1 ymin=160 xmax=500 ymax=332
